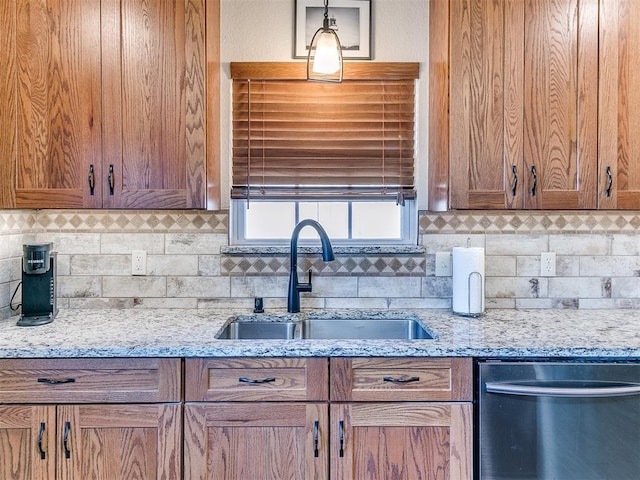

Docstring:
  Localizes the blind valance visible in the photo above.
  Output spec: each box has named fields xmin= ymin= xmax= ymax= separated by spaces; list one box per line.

xmin=231 ymin=62 xmax=418 ymax=201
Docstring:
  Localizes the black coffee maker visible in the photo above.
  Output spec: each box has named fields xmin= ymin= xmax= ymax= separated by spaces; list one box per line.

xmin=17 ymin=243 xmax=58 ymax=327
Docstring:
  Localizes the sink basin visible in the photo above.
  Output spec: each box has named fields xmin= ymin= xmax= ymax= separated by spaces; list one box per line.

xmin=300 ymin=318 xmax=433 ymax=340
xmin=217 ymin=314 xmax=434 ymax=341
xmin=217 ymin=321 xmax=297 ymax=340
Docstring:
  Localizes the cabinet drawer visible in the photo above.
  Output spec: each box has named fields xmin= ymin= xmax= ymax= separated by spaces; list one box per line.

xmin=185 ymin=358 xmax=329 ymax=401
xmin=0 ymin=358 xmax=181 ymax=403
xmin=330 ymin=357 xmax=473 ymax=402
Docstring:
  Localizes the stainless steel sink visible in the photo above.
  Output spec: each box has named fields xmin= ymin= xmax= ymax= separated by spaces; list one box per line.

xmin=217 ymin=321 xmax=297 ymax=340
xmin=217 ymin=314 xmax=434 ymax=341
xmin=300 ymin=318 xmax=433 ymax=340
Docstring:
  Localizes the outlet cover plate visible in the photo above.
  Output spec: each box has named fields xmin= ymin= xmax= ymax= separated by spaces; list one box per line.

xmin=540 ymin=251 xmax=556 ymax=277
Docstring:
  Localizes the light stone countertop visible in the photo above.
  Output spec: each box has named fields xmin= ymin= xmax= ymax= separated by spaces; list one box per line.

xmin=0 ymin=308 xmax=639 ymax=358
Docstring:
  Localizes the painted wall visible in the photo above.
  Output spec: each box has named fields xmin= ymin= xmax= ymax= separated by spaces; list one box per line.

xmin=220 ymin=0 xmax=430 ymax=209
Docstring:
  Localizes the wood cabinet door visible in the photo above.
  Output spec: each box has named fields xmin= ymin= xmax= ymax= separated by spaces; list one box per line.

xmin=331 ymin=402 xmax=472 ymax=480
xmin=0 ymin=0 xmax=102 ymax=209
xmin=449 ymin=0 xmax=598 ymax=210
xmin=0 ymin=405 xmax=56 ymax=480
xmin=100 ymin=0 xmax=206 ymax=209
xmin=57 ymin=404 xmax=181 ymax=480
xmin=598 ymin=0 xmax=640 ymax=208
xmin=184 ymin=403 xmax=329 ymax=480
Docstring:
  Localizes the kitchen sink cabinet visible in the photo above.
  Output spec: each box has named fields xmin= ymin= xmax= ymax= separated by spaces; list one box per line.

xmin=0 ymin=0 xmax=207 ymax=209
xmin=0 ymin=358 xmax=182 ymax=480
xmin=449 ymin=0 xmax=598 ymax=210
xmin=184 ymin=357 xmax=473 ymax=480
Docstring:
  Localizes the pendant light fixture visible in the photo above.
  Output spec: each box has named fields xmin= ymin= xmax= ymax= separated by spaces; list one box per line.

xmin=307 ymin=0 xmax=343 ymax=82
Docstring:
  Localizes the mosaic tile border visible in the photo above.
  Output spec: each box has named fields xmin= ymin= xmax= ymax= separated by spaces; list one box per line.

xmin=0 ymin=211 xmax=37 ymax=234
xmin=24 ymin=210 xmax=229 ymax=233
xmin=221 ymin=254 xmax=427 ymax=277
xmin=420 ymin=210 xmax=640 ymax=234
xmin=6 ymin=208 xmax=640 ymax=236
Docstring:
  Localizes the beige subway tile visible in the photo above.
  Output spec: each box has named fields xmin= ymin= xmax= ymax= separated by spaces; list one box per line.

xmin=421 ymin=277 xmax=451 ymax=297
xmin=548 ymin=278 xmax=606 ymax=298
xmin=0 ymin=258 xmax=20 ymax=284
xmin=486 ymin=277 xmax=548 ymax=298
xmin=388 ymin=298 xmax=450 ymax=309
xmin=311 ymin=277 xmax=358 ymax=298
xmin=58 ymin=276 xmax=102 ymax=298
xmin=100 ymin=233 xmax=165 ymax=254
xmin=70 ymin=255 xmax=129 ymax=275
xmin=325 ymin=298 xmax=389 ymax=309
xmin=132 ymin=298 xmax=198 ymax=309
xmin=38 ymin=233 xmax=101 ymax=254
xmin=358 ymin=277 xmax=421 ymax=298
xmin=198 ymin=297 xmax=256 ymax=310
xmin=611 ymin=234 xmax=640 ymax=255
xmin=165 ymin=233 xmax=228 ymax=254
xmin=611 ymin=278 xmax=640 ymax=298
xmin=486 ymin=256 xmax=516 ymax=276
xmin=148 ymin=255 xmax=198 ymax=276
xmin=486 ymin=234 xmax=547 ymax=255
xmin=486 ymin=297 xmax=515 ymax=309
xmin=68 ymin=298 xmax=134 ymax=309
xmin=550 ymin=234 xmax=611 ymax=255
xmin=230 ymin=276 xmax=288 ymax=298
xmin=580 ymin=256 xmax=640 ymax=276
xmin=422 ymin=234 xmax=485 ymax=254
xmin=102 ymin=276 xmax=166 ymax=297
xmin=199 ymin=255 xmax=221 ymax=276
xmin=167 ymin=276 xmax=230 ymax=298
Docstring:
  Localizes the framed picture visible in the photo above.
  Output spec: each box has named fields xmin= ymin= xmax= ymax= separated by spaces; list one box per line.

xmin=294 ymin=0 xmax=372 ymax=60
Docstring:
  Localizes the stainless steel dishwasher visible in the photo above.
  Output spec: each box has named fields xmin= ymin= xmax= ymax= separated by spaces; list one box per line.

xmin=478 ymin=360 xmax=640 ymax=480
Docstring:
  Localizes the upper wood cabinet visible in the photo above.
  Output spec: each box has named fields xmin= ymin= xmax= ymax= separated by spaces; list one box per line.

xmin=449 ymin=0 xmax=598 ymax=210
xmin=598 ymin=0 xmax=640 ymax=209
xmin=0 ymin=0 xmax=210 ymax=209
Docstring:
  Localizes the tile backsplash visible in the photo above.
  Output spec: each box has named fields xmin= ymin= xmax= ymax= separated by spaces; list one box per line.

xmin=3 ymin=209 xmax=640 ymax=319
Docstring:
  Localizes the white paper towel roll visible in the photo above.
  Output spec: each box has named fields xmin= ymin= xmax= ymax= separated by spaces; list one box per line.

xmin=452 ymin=247 xmax=485 ymax=316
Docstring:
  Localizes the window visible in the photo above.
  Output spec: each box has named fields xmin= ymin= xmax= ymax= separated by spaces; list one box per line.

xmin=232 ymin=199 xmax=417 ymax=245
xmin=230 ymin=62 xmax=418 ymax=245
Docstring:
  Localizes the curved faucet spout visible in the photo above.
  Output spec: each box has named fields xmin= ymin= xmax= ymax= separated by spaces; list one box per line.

xmin=288 ymin=219 xmax=335 ymax=313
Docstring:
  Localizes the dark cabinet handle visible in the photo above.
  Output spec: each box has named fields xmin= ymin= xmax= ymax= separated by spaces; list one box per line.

xmin=108 ymin=164 xmax=115 ymax=195
xmin=63 ymin=421 xmax=71 ymax=459
xmin=38 ymin=422 xmax=46 ymax=460
xmin=511 ymin=165 xmax=518 ymax=196
xmin=530 ymin=165 xmax=537 ymax=196
xmin=605 ymin=166 xmax=613 ymax=197
xmin=383 ymin=375 xmax=420 ymax=383
xmin=37 ymin=378 xmax=76 ymax=385
xmin=238 ymin=376 xmax=276 ymax=384
xmin=338 ymin=420 xmax=345 ymax=457
xmin=88 ymin=165 xmax=95 ymax=195
xmin=313 ymin=420 xmax=319 ymax=458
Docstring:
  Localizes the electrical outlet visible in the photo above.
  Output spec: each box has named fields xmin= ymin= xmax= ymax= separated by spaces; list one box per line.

xmin=131 ymin=250 xmax=147 ymax=276
xmin=540 ymin=251 xmax=556 ymax=277
xmin=435 ymin=252 xmax=452 ymax=276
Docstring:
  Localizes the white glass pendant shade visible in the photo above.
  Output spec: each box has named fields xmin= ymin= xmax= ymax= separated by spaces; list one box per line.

xmin=312 ymin=31 xmax=341 ymax=74
xmin=307 ymin=2 xmax=343 ymax=83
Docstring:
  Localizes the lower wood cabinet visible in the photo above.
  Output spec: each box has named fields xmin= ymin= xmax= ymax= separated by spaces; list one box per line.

xmin=0 ymin=358 xmax=182 ymax=480
xmin=184 ymin=357 xmax=473 ymax=480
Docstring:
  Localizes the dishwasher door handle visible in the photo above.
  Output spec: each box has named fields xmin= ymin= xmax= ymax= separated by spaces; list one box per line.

xmin=485 ymin=381 xmax=640 ymax=398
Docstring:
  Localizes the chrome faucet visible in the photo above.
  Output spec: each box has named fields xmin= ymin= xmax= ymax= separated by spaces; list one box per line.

xmin=287 ymin=219 xmax=334 ymax=313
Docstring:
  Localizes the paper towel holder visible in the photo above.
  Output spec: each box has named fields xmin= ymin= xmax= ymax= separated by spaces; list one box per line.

xmin=462 ymin=270 xmax=484 ymax=317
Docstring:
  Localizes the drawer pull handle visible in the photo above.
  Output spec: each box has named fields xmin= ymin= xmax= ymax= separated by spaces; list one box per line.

xmin=383 ymin=376 xmax=420 ymax=383
xmin=88 ymin=165 xmax=95 ymax=195
xmin=530 ymin=165 xmax=537 ymax=196
xmin=37 ymin=378 xmax=76 ymax=385
xmin=313 ymin=420 xmax=319 ymax=457
xmin=63 ymin=421 xmax=71 ymax=459
xmin=108 ymin=164 xmax=115 ymax=195
xmin=338 ymin=420 xmax=345 ymax=457
xmin=605 ymin=166 xmax=613 ymax=197
xmin=238 ymin=376 xmax=276 ymax=384
xmin=38 ymin=422 xmax=46 ymax=460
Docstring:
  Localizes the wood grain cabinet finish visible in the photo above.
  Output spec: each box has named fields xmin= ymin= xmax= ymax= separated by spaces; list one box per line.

xmin=185 ymin=357 xmax=329 ymax=402
xmin=449 ymin=0 xmax=598 ymax=210
xmin=0 ymin=358 xmax=182 ymax=480
xmin=598 ymin=0 xmax=640 ymax=208
xmin=0 ymin=0 xmax=206 ymax=209
xmin=184 ymin=357 xmax=472 ymax=480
